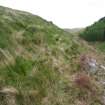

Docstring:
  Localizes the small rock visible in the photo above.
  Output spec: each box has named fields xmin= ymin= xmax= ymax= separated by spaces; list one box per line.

xmin=0 ymin=87 xmax=18 ymax=95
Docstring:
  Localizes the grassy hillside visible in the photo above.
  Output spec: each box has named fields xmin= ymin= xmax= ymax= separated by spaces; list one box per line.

xmin=0 ymin=6 xmax=103 ymax=105
xmin=80 ymin=17 xmax=105 ymax=41
xmin=65 ymin=28 xmax=84 ymax=35
xmin=79 ymin=17 xmax=105 ymax=53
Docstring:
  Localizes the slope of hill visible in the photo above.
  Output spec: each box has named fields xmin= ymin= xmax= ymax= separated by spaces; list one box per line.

xmin=80 ymin=17 xmax=105 ymax=41
xmin=65 ymin=28 xmax=84 ymax=35
xmin=79 ymin=17 xmax=105 ymax=53
xmin=0 ymin=6 xmax=103 ymax=105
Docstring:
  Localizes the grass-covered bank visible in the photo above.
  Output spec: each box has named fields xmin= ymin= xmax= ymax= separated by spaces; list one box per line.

xmin=0 ymin=6 xmax=103 ymax=105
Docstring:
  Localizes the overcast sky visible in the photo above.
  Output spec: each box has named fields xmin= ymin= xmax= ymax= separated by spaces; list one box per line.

xmin=0 ymin=0 xmax=105 ymax=28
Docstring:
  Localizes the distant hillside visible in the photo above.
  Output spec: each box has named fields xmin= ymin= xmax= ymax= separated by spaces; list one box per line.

xmin=0 ymin=6 xmax=103 ymax=105
xmin=65 ymin=28 xmax=84 ymax=35
xmin=80 ymin=17 xmax=105 ymax=41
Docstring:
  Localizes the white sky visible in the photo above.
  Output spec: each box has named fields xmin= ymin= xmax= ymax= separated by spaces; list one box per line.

xmin=0 ymin=0 xmax=105 ymax=28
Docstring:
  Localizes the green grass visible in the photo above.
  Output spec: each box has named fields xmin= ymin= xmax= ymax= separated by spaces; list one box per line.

xmin=92 ymin=42 xmax=105 ymax=52
xmin=0 ymin=6 xmax=102 ymax=105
